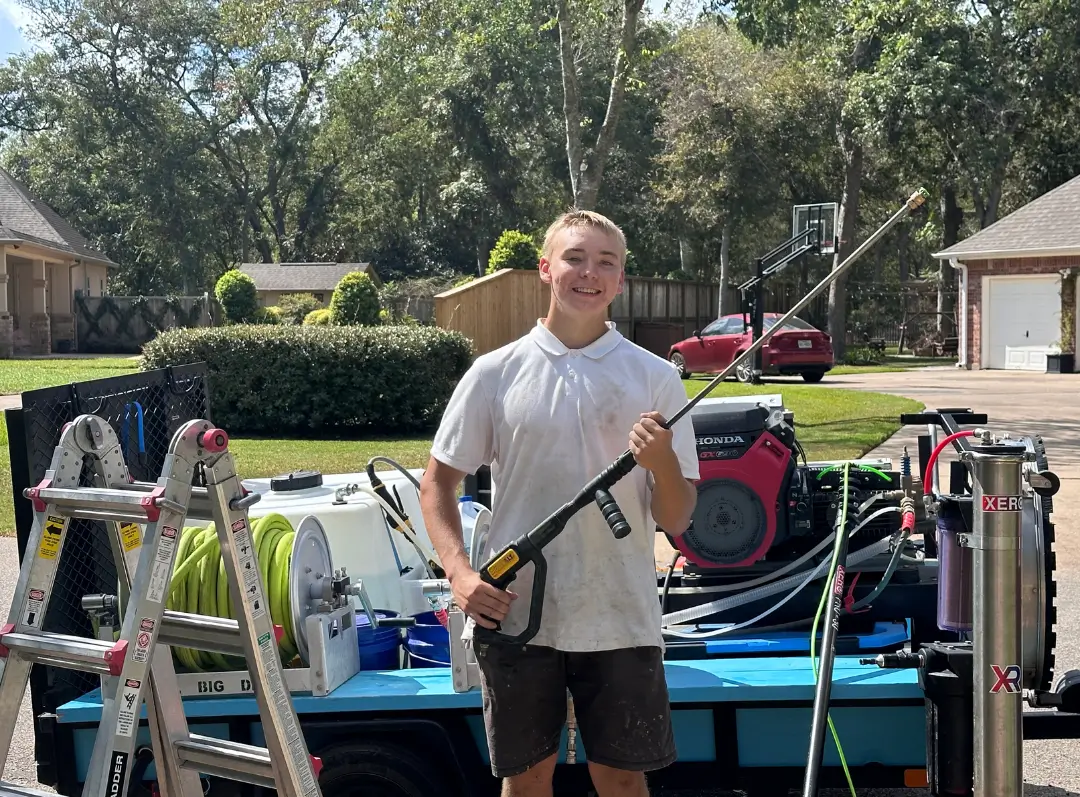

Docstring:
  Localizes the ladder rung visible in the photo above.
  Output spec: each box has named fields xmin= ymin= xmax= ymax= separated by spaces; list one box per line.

xmin=176 ymin=735 xmax=322 ymax=790
xmin=0 ymin=628 xmax=125 ymax=676
xmin=110 ymin=482 xmax=220 ymax=523
xmin=0 ymin=781 xmax=65 ymax=797
xmin=28 ymin=485 xmax=185 ymax=524
xmin=0 ymin=612 xmax=283 ymax=674
xmin=175 ymin=735 xmax=278 ymax=789
xmin=29 ymin=480 xmax=259 ymax=526
xmin=60 ymin=508 xmax=169 ymax=527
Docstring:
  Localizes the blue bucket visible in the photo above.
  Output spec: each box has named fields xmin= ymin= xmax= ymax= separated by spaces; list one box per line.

xmin=356 ymin=609 xmax=403 ymax=671
xmin=405 ymin=611 xmax=450 ymax=668
xmin=406 ymin=637 xmax=450 ymax=664
xmin=408 ymin=650 xmax=449 ymax=668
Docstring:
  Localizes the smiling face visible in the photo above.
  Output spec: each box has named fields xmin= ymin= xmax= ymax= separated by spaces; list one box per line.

xmin=539 ymin=222 xmax=625 ymax=321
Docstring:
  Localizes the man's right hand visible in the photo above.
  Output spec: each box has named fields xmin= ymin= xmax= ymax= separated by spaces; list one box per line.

xmin=450 ymin=568 xmax=517 ymax=629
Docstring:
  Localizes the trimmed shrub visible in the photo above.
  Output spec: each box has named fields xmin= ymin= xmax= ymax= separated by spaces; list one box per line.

xmin=139 ymin=324 xmax=474 ymax=436
xmin=215 ymin=269 xmax=260 ymax=323
xmin=486 ymin=230 xmax=540 ymax=274
xmin=259 ymin=306 xmax=283 ymax=324
xmin=278 ymin=293 xmax=322 ymax=325
xmin=329 ymin=271 xmax=381 ymax=325
xmin=303 ymin=308 xmax=332 ymax=325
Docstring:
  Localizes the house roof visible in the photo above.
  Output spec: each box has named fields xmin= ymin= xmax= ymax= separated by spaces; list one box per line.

xmin=238 ymin=262 xmax=381 ymax=292
xmin=0 ymin=167 xmax=117 ymax=267
xmin=933 ymin=172 xmax=1080 ymax=260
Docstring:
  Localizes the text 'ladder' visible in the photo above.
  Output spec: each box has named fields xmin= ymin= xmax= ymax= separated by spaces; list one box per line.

xmin=0 ymin=414 xmax=323 ymax=797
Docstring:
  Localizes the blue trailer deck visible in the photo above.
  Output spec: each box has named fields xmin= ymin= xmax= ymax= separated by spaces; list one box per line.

xmin=53 ymin=645 xmax=932 ymax=796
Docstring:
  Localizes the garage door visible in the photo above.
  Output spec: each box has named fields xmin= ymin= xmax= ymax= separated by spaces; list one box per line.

xmin=984 ymin=275 xmax=1061 ymax=370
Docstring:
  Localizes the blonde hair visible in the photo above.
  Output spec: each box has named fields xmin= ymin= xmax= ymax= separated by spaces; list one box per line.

xmin=542 ymin=209 xmax=627 ymax=264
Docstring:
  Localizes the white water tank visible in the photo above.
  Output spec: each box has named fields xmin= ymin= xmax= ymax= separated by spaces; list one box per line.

xmin=241 ymin=468 xmax=436 ymax=617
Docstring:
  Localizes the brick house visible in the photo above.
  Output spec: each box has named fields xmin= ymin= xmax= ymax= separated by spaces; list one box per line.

xmin=933 ymin=173 xmax=1080 ymax=371
xmin=0 ymin=167 xmax=117 ymax=357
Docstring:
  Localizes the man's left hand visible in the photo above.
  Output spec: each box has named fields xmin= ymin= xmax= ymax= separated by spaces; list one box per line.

xmin=629 ymin=411 xmax=679 ymax=473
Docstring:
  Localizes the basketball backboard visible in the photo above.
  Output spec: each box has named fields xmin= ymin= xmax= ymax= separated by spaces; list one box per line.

xmin=792 ymin=202 xmax=838 ymax=256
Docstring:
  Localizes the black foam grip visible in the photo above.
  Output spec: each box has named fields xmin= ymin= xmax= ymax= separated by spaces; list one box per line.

xmin=595 ymin=488 xmax=631 ymax=539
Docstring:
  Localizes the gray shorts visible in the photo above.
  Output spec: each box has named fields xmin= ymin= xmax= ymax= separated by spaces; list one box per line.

xmin=472 ymin=641 xmax=676 ymax=778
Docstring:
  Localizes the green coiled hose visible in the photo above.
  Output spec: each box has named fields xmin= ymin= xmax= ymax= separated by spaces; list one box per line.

xmin=166 ymin=513 xmax=301 ymax=673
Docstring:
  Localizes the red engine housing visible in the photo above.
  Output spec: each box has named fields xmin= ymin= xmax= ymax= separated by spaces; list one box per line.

xmin=670 ymin=402 xmax=798 ymax=569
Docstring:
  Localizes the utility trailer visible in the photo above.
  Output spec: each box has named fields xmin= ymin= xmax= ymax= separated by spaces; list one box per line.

xmin=6 ymin=366 xmax=1080 ymax=797
xmin=52 ymin=641 xmax=931 ymax=796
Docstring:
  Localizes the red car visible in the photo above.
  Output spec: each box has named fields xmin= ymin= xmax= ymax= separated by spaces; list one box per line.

xmin=667 ymin=312 xmax=834 ymax=383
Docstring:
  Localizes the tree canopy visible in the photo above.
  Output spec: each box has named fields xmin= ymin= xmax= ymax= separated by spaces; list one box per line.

xmin=1 ymin=0 xmax=1077 ymax=354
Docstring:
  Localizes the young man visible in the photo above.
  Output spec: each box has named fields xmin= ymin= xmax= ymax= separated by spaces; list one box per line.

xmin=419 ymin=210 xmax=700 ymax=797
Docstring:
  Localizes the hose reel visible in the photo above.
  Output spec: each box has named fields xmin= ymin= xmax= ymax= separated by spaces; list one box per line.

xmin=166 ymin=512 xmax=354 ymax=672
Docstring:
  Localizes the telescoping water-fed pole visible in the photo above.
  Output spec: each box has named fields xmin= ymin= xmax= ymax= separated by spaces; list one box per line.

xmin=966 ymin=434 xmax=1027 ymax=797
xmin=472 ymin=188 xmax=930 ymax=646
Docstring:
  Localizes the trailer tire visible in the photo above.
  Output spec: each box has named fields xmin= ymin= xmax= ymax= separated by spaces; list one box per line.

xmin=317 ymin=740 xmax=448 ymax=797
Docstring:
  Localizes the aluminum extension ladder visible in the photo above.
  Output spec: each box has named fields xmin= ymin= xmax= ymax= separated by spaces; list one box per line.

xmin=0 ymin=414 xmax=323 ymax=797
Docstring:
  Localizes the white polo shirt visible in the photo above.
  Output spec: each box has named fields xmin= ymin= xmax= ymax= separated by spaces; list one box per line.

xmin=430 ymin=319 xmax=700 ymax=652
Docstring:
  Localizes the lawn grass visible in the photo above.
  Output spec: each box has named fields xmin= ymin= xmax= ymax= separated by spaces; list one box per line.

xmin=831 ymin=355 xmax=956 ymax=375
xmin=229 ymin=436 xmax=435 ymax=476
xmin=0 ymin=357 xmax=140 ymax=394
xmin=682 ymin=379 xmax=922 ymax=461
xmin=0 ymin=380 xmax=922 ymax=538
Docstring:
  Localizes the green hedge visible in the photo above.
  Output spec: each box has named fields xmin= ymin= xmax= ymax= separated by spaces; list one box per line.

xmin=140 ymin=324 xmax=474 ymax=436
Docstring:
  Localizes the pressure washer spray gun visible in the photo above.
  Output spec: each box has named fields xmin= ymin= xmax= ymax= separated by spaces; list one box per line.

xmin=472 ymin=189 xmax=931 ymax=648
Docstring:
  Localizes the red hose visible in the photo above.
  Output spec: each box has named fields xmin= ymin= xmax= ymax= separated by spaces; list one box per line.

xmin=922 ymin=430 xmax=975 ymax=495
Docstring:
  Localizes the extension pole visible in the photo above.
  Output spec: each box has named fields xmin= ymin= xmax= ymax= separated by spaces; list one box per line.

xmin=966 ymin=437 xmax=1026 ymax=797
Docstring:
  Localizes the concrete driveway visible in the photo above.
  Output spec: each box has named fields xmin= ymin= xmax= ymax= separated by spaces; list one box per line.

xmin=828 ymin=368 xmax=1080 ymax=571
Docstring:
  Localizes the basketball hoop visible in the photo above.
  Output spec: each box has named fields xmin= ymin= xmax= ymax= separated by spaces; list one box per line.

xmin=792 ymin=203 xmax=838 ymax=256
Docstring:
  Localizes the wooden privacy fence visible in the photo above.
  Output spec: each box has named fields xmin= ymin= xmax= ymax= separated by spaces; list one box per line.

xmin=385 ymin=296 xmax=436 ymax=324
xmin=75 ymin=295 xmax=214 ymax=354
xmin=434 ymin=269 xmax=721 ymax=357
xmin=610 ymin=276 xmax=722 ymax=357
xmin=435 ymin=270 xmax=551 ymax=356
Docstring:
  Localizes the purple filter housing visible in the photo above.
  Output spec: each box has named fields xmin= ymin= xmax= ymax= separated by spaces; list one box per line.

xmin=936 ymin=500 xmax=972 ymax=633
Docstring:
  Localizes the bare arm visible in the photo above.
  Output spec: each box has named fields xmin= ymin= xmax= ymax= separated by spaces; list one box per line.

xmin=418 ymin=456 xmax=473 ymax=581
xmin=630 ymin=411 xmax=697 ymax=536
xmin=418 ymin=456 xmax=516 ymax=627
xmin=649 ymin=458 xmax=697 ymax=537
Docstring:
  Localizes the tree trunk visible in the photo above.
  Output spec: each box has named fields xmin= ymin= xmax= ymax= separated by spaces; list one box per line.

xmin=558 ymin=0 xmax=644 ymax=210
xmin=897 ymin=225 xmax=910 ymax=282
xmin=718 ymin=222 xmax=730 ymax=316
xmin=938 ymin=185 xmax=964 ymax=337
xmin=827 ymin=129 xmax=863 ymax=361
xmin=477 ymin=235 xmax=491 ymax=277
xmin=679 ymin=237 xmax=695 ymax=276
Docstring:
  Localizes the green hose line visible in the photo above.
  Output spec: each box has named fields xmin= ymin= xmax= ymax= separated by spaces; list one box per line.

xmin=166 ymin=513 xmax=301 ymax=673
xmin=810 ymin=462 xmax=856 ymax=797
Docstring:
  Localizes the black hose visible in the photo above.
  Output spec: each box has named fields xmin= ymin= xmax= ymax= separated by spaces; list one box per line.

xmin=661 ymin=549 xmax=681 ymax=614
